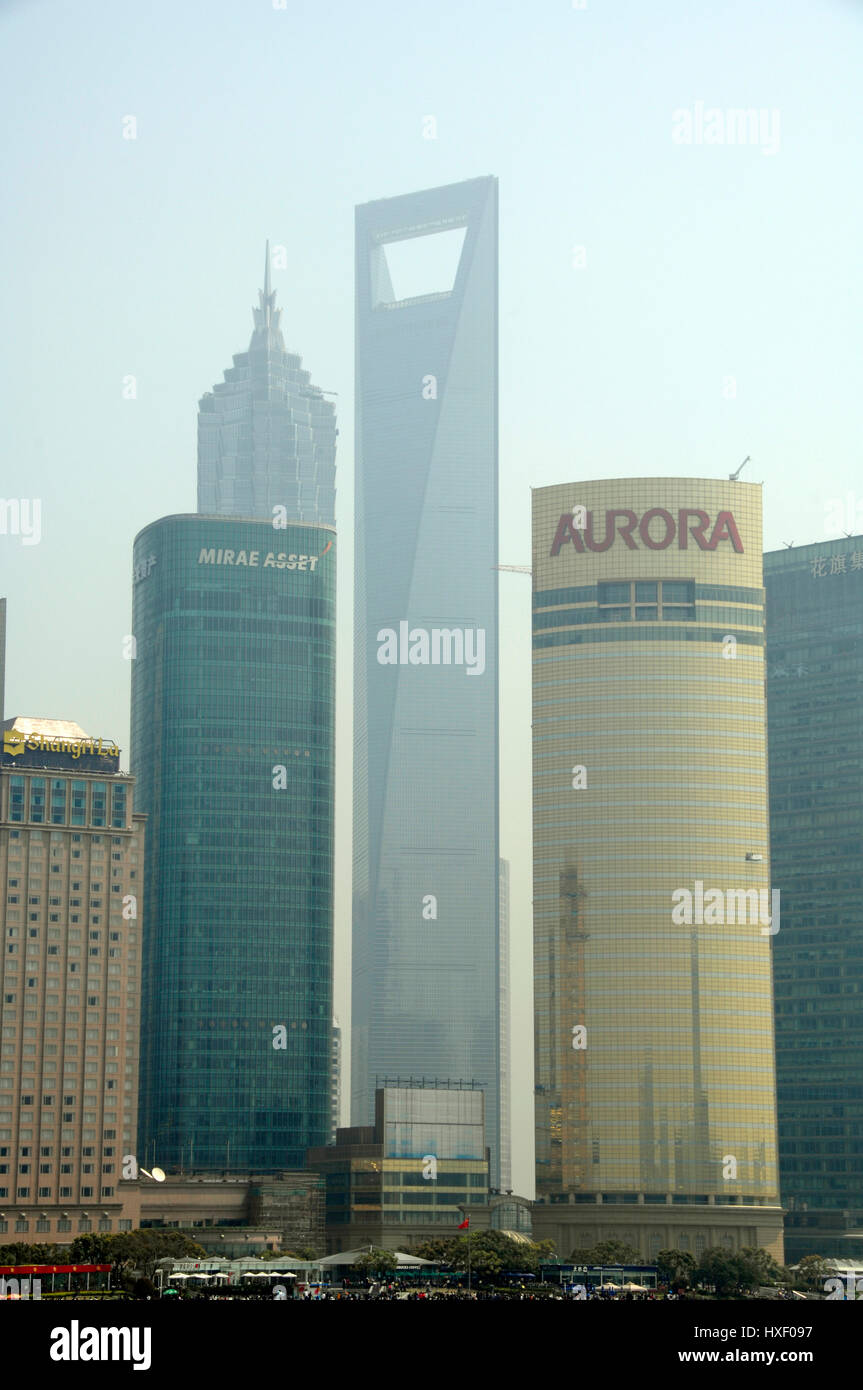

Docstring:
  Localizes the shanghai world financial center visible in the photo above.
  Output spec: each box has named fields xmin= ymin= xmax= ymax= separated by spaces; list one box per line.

xmin=351 ymin=178 xmax=502 ymax=1185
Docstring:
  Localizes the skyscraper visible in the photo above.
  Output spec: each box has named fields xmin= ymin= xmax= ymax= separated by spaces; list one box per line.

xmin=499 ymin=859 xmax=512 ymax=1192
xmin=765 ymin=535 xmax=863 ymax=1260
xmin=0 ymin=717 xmax=144 ymax=1243
xmin=352 ymin=178 xmax=501 ymax=1181
xmin=531 ymin=479 xmax=783 ymax=1260
xmin=330 ymin=1017 xmax=341 ymax=1143
xmin=132 ymin=515 xmax=336 ymax=1171
xmin=197 ymin=246 xmax=336 ymax=526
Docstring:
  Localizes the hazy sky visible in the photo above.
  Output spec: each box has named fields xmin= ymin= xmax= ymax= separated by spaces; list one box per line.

xmin=1 ymin=0 xmax=860 ymax=1196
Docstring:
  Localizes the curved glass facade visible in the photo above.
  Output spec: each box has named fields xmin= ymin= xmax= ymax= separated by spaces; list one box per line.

xmin=532 ymin=480 xmax=779 ymax=1231
xmin=131 ymin=514 xmax=335 ymax=1170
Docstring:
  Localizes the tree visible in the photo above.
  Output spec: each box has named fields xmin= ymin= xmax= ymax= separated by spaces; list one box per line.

xmin=737 ymin=1246 xmax=788 ymax=1290
xmin=795 ymin=1255 xmax=831 ymax=1292
xmin=656 ymin=1249 xmax=696 ymax=1288
xmin=414 ymin=1230 xmax=549 ymax=1280
xmin=352 ymin=1247 xmax=399 ymax=1278
xmin=695 ymin=1248 xmax=745 ymax=1297
xmin=68 ymin=1234 xmax=116 ymax=1265
xmin=110 ymin=1229 xmax=207 ymax=1283
xmin=412 ymin=1236 xmax=457 ymax=1263
xmin=0 ymin=1242 xmax=67 ymax=1265
xmin=282 ymin=1245 xmax=319 ymax=1262
xmin=569 ymin=1239 xmax=641 ymax=1266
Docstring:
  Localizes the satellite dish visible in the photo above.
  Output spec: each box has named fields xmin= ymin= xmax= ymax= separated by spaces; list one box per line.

xmin=140 ymin=1165 xmax=167 ymax=1183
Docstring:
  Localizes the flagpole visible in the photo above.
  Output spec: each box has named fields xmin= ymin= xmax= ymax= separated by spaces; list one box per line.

xmin=467 ymin=1223 xmax=471 ymax=1295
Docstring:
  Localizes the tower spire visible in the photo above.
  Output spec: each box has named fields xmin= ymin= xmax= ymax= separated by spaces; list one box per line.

xmin=251 ymin=240 xmax=283 ymax=347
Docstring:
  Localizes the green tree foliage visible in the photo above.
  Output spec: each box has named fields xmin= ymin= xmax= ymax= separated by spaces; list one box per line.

xmin=693 ymin=1246 xmax=787 ymax=1297
xmin=110 ymin=1229 xmax=207 ymax=1282
xmin=736 ymin=1246 xmax=789 ymax=1289
xmin=0 ymin=1242 xmax=68 ymax=1265
xmin=568 ymin=1239 xmax=641 ymax=1266
xmin=694 ymin=1248 xmax=743 ymax=1297
xmin=414 ymin=1230 xmax=548 ymax=1277
xmin=656 ymin=1249 xmax=696 ymax=1287
xmin=534 ymin=1239 xmax=557 ymax=1261
xmin=795 ymin=1255 xmax=831 ymax=1291
xmin=411 ymin=1236 xmax=455 ymax=1263
xmin=352 ymin=1247 xmax=399 ymax=1278
xmin=68 ymin=1234 xmax=116 ymax=1265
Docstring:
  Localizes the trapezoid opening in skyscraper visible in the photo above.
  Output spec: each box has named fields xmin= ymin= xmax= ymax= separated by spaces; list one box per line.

xmin=352 ymin=177 xmax=502 ymax=1184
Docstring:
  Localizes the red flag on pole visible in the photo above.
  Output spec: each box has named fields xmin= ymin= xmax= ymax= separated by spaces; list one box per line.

xmin=457 ymin=1218 xmax=469 ymax=1229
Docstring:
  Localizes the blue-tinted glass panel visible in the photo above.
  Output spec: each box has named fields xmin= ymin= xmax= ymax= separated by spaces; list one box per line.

xmin=70 ymin=782 xmax=86 ymax=827
xmin=29 ymin=778 xmax=46 ymax=823
xmin=598 ymin=582 xmax=631 ymax=605
xmin=91 ymin=783 xmax=106 ymax=827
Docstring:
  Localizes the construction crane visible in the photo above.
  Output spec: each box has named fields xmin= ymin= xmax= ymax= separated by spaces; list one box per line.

xmin=729 ymin=455 xmax=750 ymax=481
xmin=494 ymin=565 xmax=532 ymax=574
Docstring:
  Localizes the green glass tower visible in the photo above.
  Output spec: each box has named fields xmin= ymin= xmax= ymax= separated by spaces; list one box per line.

xmin=131 ymin=514 xmax=335 ymax=1171
xmin=765 ymin=536 xmax=863 ymax=1259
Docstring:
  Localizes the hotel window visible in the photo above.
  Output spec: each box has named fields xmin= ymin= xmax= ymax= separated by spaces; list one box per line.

xmin=111 ymin=786 xmax=126 ymax=829
xmin=70 ymin=783 xmax=87 ymax=827
xmin=29 ymin=779 xmax=46 ymax=823
xmin=50 ymin=779 xmax=67 ymax=825
xmin=9 ymin=777 xmax=25 ymax=823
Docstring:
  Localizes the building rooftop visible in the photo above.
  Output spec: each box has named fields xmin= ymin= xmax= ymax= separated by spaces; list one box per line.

xmin=3 ymin=716 xmax=92 ymax=740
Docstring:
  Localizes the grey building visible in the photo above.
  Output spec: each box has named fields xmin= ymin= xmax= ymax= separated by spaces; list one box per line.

xmin=197 ymin=245 xmax=336 ymax=526
xmin=765 ymin=536 xmax=863 ymax=1260
xmin=308 ymin=1081 xmax=488 ymax=1254
xmin=351 ymin=177 xmax=501 ymax=1181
